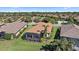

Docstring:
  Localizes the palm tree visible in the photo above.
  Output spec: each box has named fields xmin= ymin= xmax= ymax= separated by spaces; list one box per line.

xmin=40 ymin=39 xmax=74 ymax=51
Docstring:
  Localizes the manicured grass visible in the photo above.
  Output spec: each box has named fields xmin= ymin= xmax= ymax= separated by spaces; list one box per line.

xmin=0 ymin=39 xmax=43 ymax=51
xmin=50 ymin=27 xmax=58 ymax=40
xmin=0 ymin=24 xmax=58 ymax=51
xmin=0 ymin=25 xmax=43 ymax=51
xmin=0 ymin=24 xmax=43 ymax=51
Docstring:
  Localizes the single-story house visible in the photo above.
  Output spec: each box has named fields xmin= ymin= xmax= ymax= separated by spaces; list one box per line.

xmin=0 ymin=21 xmax=27 ymax=39
xmin=60 ymin=24 xmax=79 ymax=48
xmin=25 ymin=22 xmax=53 ymax=42
xmin=59 ymin=14 xmax=69 ymax=19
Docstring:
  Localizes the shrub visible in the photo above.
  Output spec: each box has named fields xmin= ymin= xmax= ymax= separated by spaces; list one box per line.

xmin=40 ymin=39 xmax=74 ymax=51
xmin=4 ymin=33 xmax=11 ymax=40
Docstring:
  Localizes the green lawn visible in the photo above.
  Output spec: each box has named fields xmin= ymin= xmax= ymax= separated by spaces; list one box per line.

xmin=0 ymin=39 xmax=43 ymax=51
xmin=0 ymin=24 xmax=43 ymax=51
xmin=0 ymin=24 xmax=57 ymax=51
xmin=50 ymin=27 xmax=58 ymax=40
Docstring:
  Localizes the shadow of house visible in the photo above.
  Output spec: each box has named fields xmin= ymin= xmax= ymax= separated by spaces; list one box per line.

xmin=54 ymin=28 xmax=60 ymax=39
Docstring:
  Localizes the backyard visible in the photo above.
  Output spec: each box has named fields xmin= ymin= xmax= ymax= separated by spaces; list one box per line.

xmin=0 ymin=23 xmax=57 ymax=51
xmin=0 ymin=39 xmax=44 ymax=51
xmin=0 ymin=24 xmax=42 ymax=51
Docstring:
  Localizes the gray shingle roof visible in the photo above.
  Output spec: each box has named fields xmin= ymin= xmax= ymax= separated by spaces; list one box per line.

xmin=0 ymin=21 xmax=26 ymax=34
xmin=60 ymin=24 xmax=79 ymax=39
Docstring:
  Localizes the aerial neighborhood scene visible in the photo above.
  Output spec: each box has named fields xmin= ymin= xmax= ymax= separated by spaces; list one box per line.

xmin=0 ymin=7 xmax=79 ymax=51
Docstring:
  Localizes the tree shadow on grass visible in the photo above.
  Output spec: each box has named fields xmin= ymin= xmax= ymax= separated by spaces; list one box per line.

xmin=54 ymin=28 xmax=60 ymax=39
xmin=21 ymin=33 xmax=26 ymax=40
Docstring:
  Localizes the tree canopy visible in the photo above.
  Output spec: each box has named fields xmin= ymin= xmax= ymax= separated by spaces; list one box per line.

xmin=40 ymin=39 xmax=74 ymax=51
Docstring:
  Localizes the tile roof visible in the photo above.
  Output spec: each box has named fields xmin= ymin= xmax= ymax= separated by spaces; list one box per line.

xmin=27 ymin=22 xmax=53 ymax=34
xmin=60 ymin=24 xmax=79 ymax=39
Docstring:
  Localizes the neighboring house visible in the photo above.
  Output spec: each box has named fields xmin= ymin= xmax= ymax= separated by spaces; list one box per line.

xmin=74 ymin=15 xmax=79 ymax=22
xmin=0 ymin=21 xmax=27 ymax=39
xmin=59 ymin=14 xmax=69 ymax=19
xmin=60 ymin=24 xmax=79 ymax=49
xmin=25 ymin=22 xmax=53 ymax=42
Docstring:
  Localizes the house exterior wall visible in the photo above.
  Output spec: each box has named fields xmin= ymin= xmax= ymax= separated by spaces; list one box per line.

xmin=25 ymin=32 xmax=41 ymax=42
